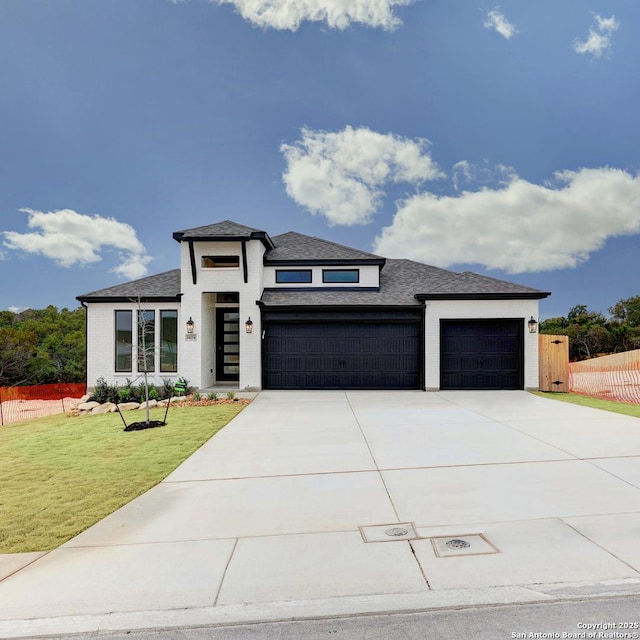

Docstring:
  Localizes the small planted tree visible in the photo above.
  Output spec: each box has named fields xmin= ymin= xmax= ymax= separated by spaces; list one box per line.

xmin=122 ymin=298 xmax=166 ymax=432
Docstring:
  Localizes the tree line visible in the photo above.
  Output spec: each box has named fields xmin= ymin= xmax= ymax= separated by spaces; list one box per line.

xmin=541 ymin=296 xmax=640 ymax=361
xmin=0 ymin=306 xmax=86 ymax=387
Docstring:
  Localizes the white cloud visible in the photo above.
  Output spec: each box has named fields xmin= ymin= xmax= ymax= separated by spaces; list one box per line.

xmin=452 ymin=160 xmax=515 ymax=192
xmin=484 ymin=8 xmax=518 ymax=39
xmin=573 ymin=13 xmax=619 ymax=58
xmin=214 ymin=0 xmax=413 ymax=31
xmin=7 ymin=306 xmax=27 ymax=314
xmin=281 ymin=126 xmax=444 ymax=225
xmin=374 ymin=167 xmax=640 ymax=273
xmin=2 ymin=208 xmax=152 ymax=279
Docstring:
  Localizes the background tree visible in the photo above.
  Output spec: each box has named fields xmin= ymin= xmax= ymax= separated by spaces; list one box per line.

xmin=0 ymin=306 xmax=86 ymax=386
xmin=0 ymin=327 xmax=38 ymax=386
xmin=540 ymin=300 xmax=640 ymax=361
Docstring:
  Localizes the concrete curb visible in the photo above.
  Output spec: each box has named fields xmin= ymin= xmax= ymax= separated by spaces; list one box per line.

xmin=3 ymin=578 xmax=640 ymax=639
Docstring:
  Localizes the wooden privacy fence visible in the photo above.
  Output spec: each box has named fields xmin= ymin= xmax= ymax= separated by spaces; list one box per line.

xmin=569 ymin=349 xmax=640 ymax=404
xmin=538 ymin=334 xmax=570 ymax=392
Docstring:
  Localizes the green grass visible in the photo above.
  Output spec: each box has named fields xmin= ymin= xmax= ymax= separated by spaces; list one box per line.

xmin=0 ymin=405 xmax=245 ymax=553
xmin=533 ymin=391 xmax=640 ymax=418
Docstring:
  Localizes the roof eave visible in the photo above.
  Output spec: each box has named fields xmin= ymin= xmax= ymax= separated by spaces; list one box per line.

xmin=414 ymin=292 xmax=551 ymax=301
xmin=76 ymin=295 xmax=182 ymax=303
xmin=173 ymin=230 xmax=275 ymax=250
xmin=259 ymin=303 xmax=422 ymax=311
xmin=264 ymin=258 xmax=386 ymax=267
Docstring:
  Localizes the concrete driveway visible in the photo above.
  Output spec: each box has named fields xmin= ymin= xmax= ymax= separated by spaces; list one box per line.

xmin=2 ymin=391 xmax=640 ymax=637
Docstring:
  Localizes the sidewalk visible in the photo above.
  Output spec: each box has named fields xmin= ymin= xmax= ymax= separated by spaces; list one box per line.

xmin=1 ymin=391 xmax=640 ymax=638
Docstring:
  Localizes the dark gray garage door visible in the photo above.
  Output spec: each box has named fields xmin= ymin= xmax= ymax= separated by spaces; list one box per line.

xmin=440 ymin=319 xmax=524 ymax=390
xmin=264 ymin=322 xmax=420 ymax=390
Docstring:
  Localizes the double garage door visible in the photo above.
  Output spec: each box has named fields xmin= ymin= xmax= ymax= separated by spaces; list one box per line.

xmin=262 ymin=314 xmax=524 ymax=391
xmin=263 ymin=315 xmax=421 ymax=390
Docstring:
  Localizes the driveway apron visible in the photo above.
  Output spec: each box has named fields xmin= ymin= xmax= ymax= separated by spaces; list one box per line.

xmin=2 ymin=390 xmax=640 ymax=634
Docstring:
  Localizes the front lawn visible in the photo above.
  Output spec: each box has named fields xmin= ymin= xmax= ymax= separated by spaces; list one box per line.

xmin=533 ymin=391 xmax=640 ymax=418
xmin=0 ymin=405 xmax=245 ymax=553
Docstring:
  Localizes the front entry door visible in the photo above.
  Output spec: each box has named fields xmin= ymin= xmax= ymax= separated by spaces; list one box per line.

xmin=216 ymin=308 xmax=240 ymax=382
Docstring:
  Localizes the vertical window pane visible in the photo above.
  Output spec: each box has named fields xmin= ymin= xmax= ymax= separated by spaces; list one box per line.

xmin=115 ymin=310 xmax=132 ymax=372
xmin=160 ymin=310 xmax=178 ymax=372
xmin=138 ymin=310 xmax=155 ymax=372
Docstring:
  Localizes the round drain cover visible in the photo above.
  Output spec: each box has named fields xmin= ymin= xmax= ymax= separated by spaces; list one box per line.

xmin=385 ymin=527 xmax=409 ymax=537
xmin=445 ymin=539 xmax=471 ymax=549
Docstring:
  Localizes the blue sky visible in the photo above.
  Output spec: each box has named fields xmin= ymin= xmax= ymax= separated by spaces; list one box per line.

xmin=1 ymin=0 xmax=639 ymax=319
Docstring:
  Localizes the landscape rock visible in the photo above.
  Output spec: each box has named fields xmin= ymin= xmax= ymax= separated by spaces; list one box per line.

xmin=138 ymin=399 xmax=158 ymax=410
xmin=91 ymin=402 xmax=117 ymax=414
xmin=117 ymin=402 xmax=140 ymax=411
xmin=77 ymin=401 xmax=100 ymax=411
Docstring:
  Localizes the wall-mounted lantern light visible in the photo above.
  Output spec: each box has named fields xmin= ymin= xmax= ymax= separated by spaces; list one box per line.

xmin=245 ymin=317 xmax=254 ymax=334
xmin=186 ymin=317 xmax=195 ymax=334
xmin=528 ymin=316 xmax=538 ymax=334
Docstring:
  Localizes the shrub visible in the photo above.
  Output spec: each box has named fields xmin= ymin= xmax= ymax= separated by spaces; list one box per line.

xmin=118 ymin=387 xmax=132 ymax=403
xmin=207 ymin=392 xmax=218 ymax=401
xmin=191 ymin=391 xmax=201 ymax=401
xmin=148 ymin=385 xmax=159 ymax=401
xmin=90 ymin=377 xmax=119 ymax=404
xmin=226 ymin=391 xmax=235 ymax=400
xmin=135 ymin=383 xmax=148 ymax=403
xmin=160 ymin=378 xmax=174 ymax=399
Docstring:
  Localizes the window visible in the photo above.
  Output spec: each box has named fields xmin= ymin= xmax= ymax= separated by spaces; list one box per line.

xmin=137 ymin=310 xmax=155 ymax=372
xmin=216 ymin=292 xmax=239 ymax=303
xmin=115 ymin=311 xmax=132 ymax=372
xmin=322 ymin=269 xmax=359 ymax=283
xmin=276 ymin=270 xmax=312 ymax=284
xmin=160 ymin=310 xmax=178 ymax=372
xmin=202 ymin=255 xmax=240 ymax=268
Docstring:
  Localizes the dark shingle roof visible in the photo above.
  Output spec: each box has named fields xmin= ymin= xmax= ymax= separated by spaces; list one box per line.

xmin=265 ymin=231 xmax=385 ymax=264
xmin=173 ymin=220 xmax=263 ymax=239
xmin=77 ymin=269 xmax=181 ymax=302
xmin=172 ymin=220 xmax=275 ymax=249
xmin=260 ymin=259 xmax=549 ymax=307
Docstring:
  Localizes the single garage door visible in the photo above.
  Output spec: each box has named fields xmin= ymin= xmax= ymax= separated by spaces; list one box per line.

xmin=263 ymin=321 xmax=420 ymax=390
xmin=440 ymin=319 xmax=523 ymax=390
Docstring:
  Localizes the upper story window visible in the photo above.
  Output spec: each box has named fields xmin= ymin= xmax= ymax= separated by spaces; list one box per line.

xmin=322 ymin=269 xmax=359 ymax=283
xmin=276 ymin=269 xmax=312 ymax=284
xmin=216 ymin=292 xmax=240 ymax=303
xmin=202 ymin=255 xmax=239 ymax=268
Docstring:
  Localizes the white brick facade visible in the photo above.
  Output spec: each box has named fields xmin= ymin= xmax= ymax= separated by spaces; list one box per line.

xmin=424 ymin=299 xmax=540 ymax=390
xmin=85 ymin=301 xmax=182 ymax=389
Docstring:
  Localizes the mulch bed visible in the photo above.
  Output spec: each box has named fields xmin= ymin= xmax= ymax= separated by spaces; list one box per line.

xmin=172 ymin=398 xmax=253 ymax=408
xmin=124 ymin=420 xmax=166 ymax=432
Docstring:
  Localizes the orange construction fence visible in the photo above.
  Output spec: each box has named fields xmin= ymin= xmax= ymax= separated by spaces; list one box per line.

xmin=0 ymin=383 xmax=87 ymax=426
xmin=569 ymin=350 xmax=640 ymax=404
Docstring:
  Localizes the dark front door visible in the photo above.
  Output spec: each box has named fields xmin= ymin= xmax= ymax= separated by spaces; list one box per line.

xmin=263 ymin=321 xmax=420 ymax=390
xmin=216 ymin=308 xmax=240 ymax=382
xmin=440 ymin=319 xmax=524 ymax=390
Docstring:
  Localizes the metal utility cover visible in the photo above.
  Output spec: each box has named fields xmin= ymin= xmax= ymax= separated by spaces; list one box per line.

xmin=430 ymin=533 xmax=500 ymax=558
xmin=359 ymin=522 xmax=419 ymax=543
